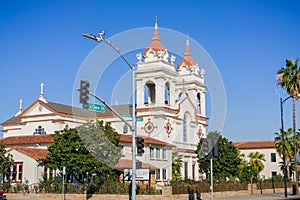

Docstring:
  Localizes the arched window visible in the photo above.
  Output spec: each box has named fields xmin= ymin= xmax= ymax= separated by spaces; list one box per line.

xmin=197 ymin=92 xmax=201 ymax=114
xmin=165 ymin=82 xmax=170 ymax=105
xmin=144 ymin=82 xmax=156 ymax=105
xmin=183 ymin=113 xmax=188 ymax=142
xmin=33 ymin=125 xmax=46 ymax=135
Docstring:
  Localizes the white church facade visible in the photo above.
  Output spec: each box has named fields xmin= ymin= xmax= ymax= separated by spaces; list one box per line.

xmin=1 ymin=21 xmax=208 ymax=185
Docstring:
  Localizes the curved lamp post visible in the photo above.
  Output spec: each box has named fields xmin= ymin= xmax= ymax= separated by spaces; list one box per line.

xmin=82 ymin=31 xmax=137 ymax=200
xmin=280 ymin=96 xmax=292 ymax=197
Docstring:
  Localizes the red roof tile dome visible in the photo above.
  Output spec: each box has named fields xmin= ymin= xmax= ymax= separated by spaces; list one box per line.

xmin=144 ymin=21 xmax=167 ymax=55
xmin=178 ymin=38 xmax=197 ymax=69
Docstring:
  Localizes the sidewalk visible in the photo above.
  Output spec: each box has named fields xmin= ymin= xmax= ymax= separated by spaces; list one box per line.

xmin=201 ymin=193 xmax=300 ymax=200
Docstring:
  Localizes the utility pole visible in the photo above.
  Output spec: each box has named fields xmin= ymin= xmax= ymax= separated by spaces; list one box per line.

xmin=82 ymin=31 xmax=137 ymax=200
xmin=210 ymin=157 xmax=213 ymax=200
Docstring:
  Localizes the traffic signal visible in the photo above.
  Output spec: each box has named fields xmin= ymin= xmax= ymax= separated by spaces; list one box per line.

xmin=213 ymin=139 xmax=220 ymax=158
xmin=202 ymin=138 xmax=210 ymax=156
xmin=136 ymin=137 xmax=144 ymax=155
xmin=80 ymin=80 xmax=90 ymax=106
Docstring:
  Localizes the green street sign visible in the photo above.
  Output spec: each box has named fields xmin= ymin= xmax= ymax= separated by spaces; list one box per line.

xmin=122 ymin=113 xmax=133 ymax=118
xmin=136 ymin=118 xmax=143 ymax=122
xmin=88 ymin=103 xmax=105 ymax=113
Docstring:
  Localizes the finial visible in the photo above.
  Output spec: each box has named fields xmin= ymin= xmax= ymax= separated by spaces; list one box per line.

xmin=39 ymin=82 xmax=47 ymax=103
xmin=184 ymin=34 xmax=191 ymax=57
xmin=152 ymin=16 xmax=160 ymax=41
xmin=186 ymin=34 xmax=189 ymax=46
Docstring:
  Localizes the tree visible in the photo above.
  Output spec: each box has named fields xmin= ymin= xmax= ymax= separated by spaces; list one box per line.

xmin=277 ymin=58 xmax=300 ymax=189
xmin=45 ymin=120 xmax=122 ymax=183
xmin=197 ymin=131 xmax=242 ymax=180
xmin=248 ymin=152 xmax=265 ymax=179
xmin=0 ymin=142 xmax=13 ymax=182
xmin=274 ymin=128 xmax=300 ymax=179
xmin=172 ymin=151 xmax=182 ymax=181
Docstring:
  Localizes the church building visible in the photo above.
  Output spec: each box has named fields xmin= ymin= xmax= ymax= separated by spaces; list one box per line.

xmin=0 ymin=21 xmax=208 ymax=185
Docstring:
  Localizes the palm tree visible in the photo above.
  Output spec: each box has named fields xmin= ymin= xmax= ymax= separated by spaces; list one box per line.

xmin=277 ymin=58 xmax=300 ymax=192
xmin=275 ymin=128 xmax=296 ymax=179
xmin=248 ymin=152 xmax=265 ymax=179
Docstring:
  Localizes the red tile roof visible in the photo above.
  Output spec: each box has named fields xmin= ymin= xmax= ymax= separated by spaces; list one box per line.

xmin=0 ymin=134 xmax=54 ymax=146
xmin=115 ymin=159 xmax=157 ymax=170
xmin=0 ymin=134 xmax=174 ymax=148
xmin=8 ymin=147 xmax=48 ymax=161
xmin=120 ymin=134 xmax=175 ymax=147
xmin=233 ymin=140 xmax=275 ymax=150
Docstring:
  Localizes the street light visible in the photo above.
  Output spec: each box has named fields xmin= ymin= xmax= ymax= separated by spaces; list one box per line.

xmin=280 ymin=94 xmax=300 ymax=197
xmin=82 ymin=31 xmax=137 ymax=200
xmin=280 ymin=96 xmax=292 ymax=197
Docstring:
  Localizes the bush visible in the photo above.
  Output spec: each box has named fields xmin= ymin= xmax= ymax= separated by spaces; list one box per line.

xmin=171 ymin=180 xmax=248 ymax=194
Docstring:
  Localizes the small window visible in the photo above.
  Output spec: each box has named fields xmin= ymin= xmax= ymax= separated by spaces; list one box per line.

xmin=150 ymin=147 xmax=155 ymax=159
xmin=156 ymin=169 xmax=160 ymax=180
xmin=271 ymin=171 xmax=277 ymax=177
xmin=156 ymin=148 xmax=161 ymax=159
xmin=33 ymin=125 xmax=46 ymax=135
xmin=162 ymin=148 xmax=167 ymax=160
xmin=162 ymin=169 xmax=167 ymax=180
xmin=5 ymin=162 xmax=23 ymax=183
xmin=271 ymin=153 xmax=276 ymax=162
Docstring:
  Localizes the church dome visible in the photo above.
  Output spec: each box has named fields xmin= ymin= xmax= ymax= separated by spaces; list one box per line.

xmin=178 ymin=37 xmax=197 ymax=69
xmin=144 ymin=20 xmax=167 ymax=56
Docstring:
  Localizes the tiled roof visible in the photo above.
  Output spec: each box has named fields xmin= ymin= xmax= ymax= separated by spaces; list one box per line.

xmin=2 ymin=116 xmax=21 ymax=125
xmin=120 ymin=134 xmax=175 ymax=147
xmin=0 ymin=133 xmax=175 ymax=148
xmin=0 ymin=134 xmax=54 ymax=146
xmin=173 ymin=147 xmax=196 ymax=154
xmin=46 ymin=102 xmax=132 ymax=118
xmin=115 ymin=159 xmax=157 ymax=170
xmin=1 ymin=100 xmax=132 ymax=126
xmin=233 ymin=140 xmax=275 ymax=150
xmin=8 ymin=147 xmax=48 ymax=161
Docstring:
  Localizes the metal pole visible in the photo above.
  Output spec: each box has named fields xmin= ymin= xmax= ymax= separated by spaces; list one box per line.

xmin=82 ymin=32 xmax=137 ymax=200
xmin=293 ymin=98 xmax=299 ymax=195
xmin=131 ymin=66 xmax=136 ymax=200
xmin=62 ymin=166 xmax=65 ymax=200
xmin=280 ymin=97 xmax=288 ymax=197
xmin=210 ymin=157 xmax=213 ymax=200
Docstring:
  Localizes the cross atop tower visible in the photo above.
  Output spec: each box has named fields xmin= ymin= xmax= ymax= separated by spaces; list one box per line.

xmin=39 ymin=82 xmax=47 ymax=103
xmin=15 ymin=99 xmax=23 ymax=116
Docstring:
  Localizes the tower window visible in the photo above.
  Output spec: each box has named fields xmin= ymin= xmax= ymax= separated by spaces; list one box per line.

xmin=165 ymin=82 xmax=170 ymax=105
xmin=183 ymin=114 xmax=188 ymax=142
xmin=144 ymin=82 xmax=156 ymax=105
xmin=197 ymin=92 xmax=201 ymax=114
xmin=33 ymin=125 xmax=46 ymax=135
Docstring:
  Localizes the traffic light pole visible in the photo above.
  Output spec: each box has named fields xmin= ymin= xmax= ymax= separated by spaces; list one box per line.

xmin=210 ymin=157 xmax=213 ymax=200
xmin=82 ymin=31 xmax=137 ymax=200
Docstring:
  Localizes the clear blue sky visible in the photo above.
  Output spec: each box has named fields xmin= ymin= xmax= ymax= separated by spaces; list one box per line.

xmin=1 ymin=0 xmax=300 ymax=141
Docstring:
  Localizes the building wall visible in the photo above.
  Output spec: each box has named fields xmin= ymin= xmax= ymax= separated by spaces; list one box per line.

xmin=240 ymin=148 xmax=282 ymax=179
xmin=7 ymin=150 xmax=41 ymax=184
